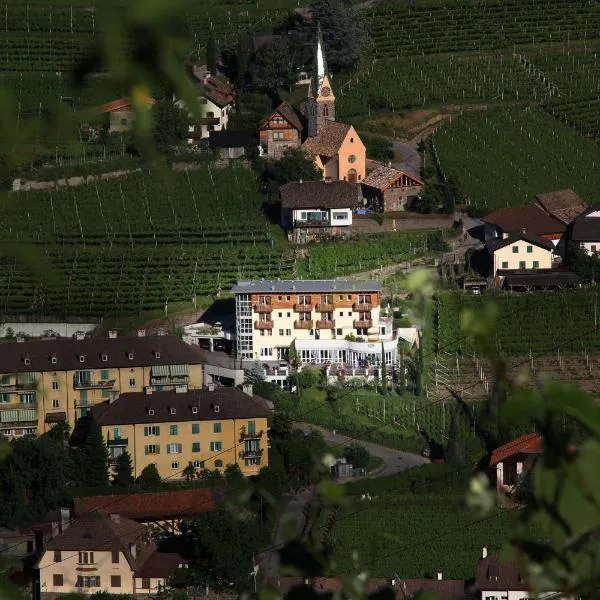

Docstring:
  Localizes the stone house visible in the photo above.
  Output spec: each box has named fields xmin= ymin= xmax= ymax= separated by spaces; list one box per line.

xmin=258 ymin=102 xmax=303 ymax=159
xmin=362 ymin=164 xmax=424 ymax=211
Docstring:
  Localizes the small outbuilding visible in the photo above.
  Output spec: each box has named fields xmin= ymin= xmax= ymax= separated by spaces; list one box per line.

xmin=362 ymin=164 xmax=424 ymax=212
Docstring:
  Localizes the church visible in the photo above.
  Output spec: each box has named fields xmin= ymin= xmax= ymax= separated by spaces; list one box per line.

xmin=301 ymin=26 xmax=366 ymax=183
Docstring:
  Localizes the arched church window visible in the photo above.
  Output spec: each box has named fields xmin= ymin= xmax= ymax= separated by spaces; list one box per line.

xmin=323 ymin=104 xmax=328 ymax=116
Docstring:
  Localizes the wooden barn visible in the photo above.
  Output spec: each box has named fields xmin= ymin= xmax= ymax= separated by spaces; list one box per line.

xmin=362 ymin=164 xmax=423 ymax=212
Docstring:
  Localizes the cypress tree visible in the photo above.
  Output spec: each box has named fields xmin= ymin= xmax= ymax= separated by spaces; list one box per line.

xmin=137 ymin=463 xmax=162 ymax=489
xmin=206 ymin=34 xmax=218 ymax=75
xmin=81 ymin=422 xmax=109 ymax=489
xmin=112 ymin=451 xmax=134 ymax=487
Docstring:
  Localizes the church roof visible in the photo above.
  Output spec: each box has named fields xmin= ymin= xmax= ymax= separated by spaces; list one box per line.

xmin=302 ymin=121 xmax=351 ymax=158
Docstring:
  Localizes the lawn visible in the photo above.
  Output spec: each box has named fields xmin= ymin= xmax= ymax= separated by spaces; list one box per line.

xmin=332 ymin=467 xmax=511 ymax=578
xmin=0 ymin=580 xmax=26 ymax=600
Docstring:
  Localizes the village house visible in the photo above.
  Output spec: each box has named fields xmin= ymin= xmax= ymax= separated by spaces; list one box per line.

xmin=74 ymin=488 xmax=215 ymax=534
xmin=570 ymin=205 xmax=600 ymax=255
xmin=91 ymin=385 xmax=271 ymax=478
xmin=534 ymin=188 xmax=588 ymax=225
xmin=489 ymin=432 xmax=543 ymax=496
xmin=279 ymin=180 xmax=361 ymax=243
xmin=258 ymin=102 xmax=303 ymax=159
xmin=301 ymin=26 xmax=366 ymax=182
xmin=0 ymin=332 xmax=204 ymax=439
xmin=362 ymin=164 xmax=424 ymax=212
xmin=485 ymin=231 xmax=555 ymax=277
xmin=99 ymin=96 xmax=155 ymax=134
xmin=36 ymin=510 xmax=187 ymax=598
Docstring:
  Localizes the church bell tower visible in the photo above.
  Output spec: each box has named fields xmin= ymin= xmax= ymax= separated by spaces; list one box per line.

xmin=307 ymin=23 xmax=336 ymax=138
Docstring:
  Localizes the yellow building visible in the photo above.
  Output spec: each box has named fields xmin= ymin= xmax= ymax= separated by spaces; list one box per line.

xmin=37 ymin=510 xmax=187 ymax=598
xmin=92 ymin=386 xmax=271 ymax=479
xmin=485 ymin=232 xmax=554 ymax=277
xmin=0 ymin=333 xmax=204 ymax=439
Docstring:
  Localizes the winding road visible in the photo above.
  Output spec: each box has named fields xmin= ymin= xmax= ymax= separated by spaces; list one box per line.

xmin=258 ymin=424 xmax=428 ymax=581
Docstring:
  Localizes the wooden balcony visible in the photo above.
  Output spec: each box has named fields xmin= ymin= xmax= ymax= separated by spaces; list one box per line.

xmin=294 ymin=320 xmax=313 ymax=330
xmin=316 ymin=303 xmax=334 ymax=312
xmin=354 ymin=320 xmax=373 ymax=329
xmin=353 ymin=302 xmax=373 ymax=311
xmin=294 ymin=304 xmax=313 ymax=313
xmin=254 ymin=303 xmax=273 ymax=313
xmin=255 ymin=320 xmax=274 ymax=330
xmin=316 ymin=319 xmax=335 ymax=329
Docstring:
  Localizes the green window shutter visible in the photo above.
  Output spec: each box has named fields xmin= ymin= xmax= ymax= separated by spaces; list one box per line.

xmin=527 ymin=245 xmax=533 ymax=253
xmin=248 ymin=421 xmax=256 ymax=434
xmin=170 ymin=425 xmax=178 ymax=435
xmin=192 ymin=424 xmax=200 ymax=434
xmin=213 ymin=423 xmax=221 ymax=433
xmin=192 ymin=442 xmax=200 ymax=452
xmin=512 ymin=246 xmax=518 ymax=253
xmin=533 ymin=261 xmax=539 ymax=268
xmin=80 ymin=390 xmax=88 ymax=404
xmin=101 ymin=369 xmax=109 ymax=380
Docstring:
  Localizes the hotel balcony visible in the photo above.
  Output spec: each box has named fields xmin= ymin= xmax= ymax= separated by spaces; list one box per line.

xmin=294 ymin=320 xmax=313 ymax=330
xmin=353 ymin=302 xmax=374 ymax=312
xmin=294 ymin=304 xmax=313 ymax=313
xmin=240 ymin=448 xmax=264 ymax=459
xmin=255 ymin=320 xmax=274 ymax=330
xmin=354 ymin=320 xmax=373 ymax=329
xmin=316 ymin=319 xmax=335 ymax=329
xmin=73 ymin=378 xmax=116 ymax=390
xmin=316 ymin=303 xmax=334 ymax=312
xmin=254 ymin=303 xmax=273 ymax=313
xmin=240 ymin=430 xmax=264 ymax=441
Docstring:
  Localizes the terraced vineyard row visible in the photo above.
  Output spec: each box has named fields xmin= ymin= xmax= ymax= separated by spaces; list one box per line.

xmin=432 ymin=107 xmax=600 ymax=210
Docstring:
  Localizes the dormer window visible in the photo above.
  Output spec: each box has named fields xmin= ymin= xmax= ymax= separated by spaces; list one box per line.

xmin=214 ymin=404 xmax=220 ymax=413
xmin=192 ymin=406 xmax=198 ymax=414
xmin=101 ymin=354 xmax=108 ymax=362
xmin=170 ymin=407 xmax=176 ymax=415
xmin=148 ymin=408 xmax=155 ymax=416
xmin=128 ymin=352 xmax=134 ymax=360
xmin=154 ymin=351 xmax=161 ymax=359
xmin=23 ymin=356 xmax=31 ymax=366
xmin=50 ymin=355 xmax=57 ymax=365
xmin=79 ymin=355 xmax=86 ymax=363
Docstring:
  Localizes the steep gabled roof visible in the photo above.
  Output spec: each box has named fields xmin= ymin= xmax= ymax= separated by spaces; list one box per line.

xmin=490 ymin=433 xmax=543 ymax=466
xmin=302 ymin=121 xmax=352 ymax=158
xmin=362 ymin=164 xmax=423 ymax=190
xmin=74 ymin=489 xmax=215 ymax=521
xmin=571 ymin=205 xmax=600 ymax=241
xmin=280 ymin=181 xmax=361 ymax=209
xmin=99 ymin=96 xmax=155 ymax=113
xmin=485 ymin=231 xmax=554 ymax=253
xmin=535 ymin=189 xmax=587 ymax=225
xmin=483 ymin=203 xmax=565 ymax=236
xmin=259 ymin=102 xmax=303 ymax=132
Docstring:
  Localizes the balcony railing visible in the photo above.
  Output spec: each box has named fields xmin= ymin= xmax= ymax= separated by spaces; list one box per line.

xmin=316 ymin=319 xmax=335 ymax=329
xmin=254 ymin=303 xmax=273 ymax=313
xmin=353 ymin=302 xmax=374 ymax=312
xmin=354 ymin=320 xmax=373 ymax=329
xmin=240 ymin=448 xmax=264 ymax=459
xmin=107 ymin=438 xmax=128 ymax=447
xmin=294 ymin=320 xmax=313 ymax=330
xmin=294 ymin=304 xmax=313 ymax=313
xmin=0 ymin=383 xmax=37 ymax=392
xmin=255 ymin=320 xmax=274 ymax=330
xmin=150 ymin=376 xmax=189 ymax=386
xmin=240 ymin=430 xmax=264 ymax=441
xmin=73 ymin=378 xmax=116 ymax=390
xmin=294 ymin=218 xmax=331 ymax=228
xmin=316 ymin=303 xmax=334 ymax=312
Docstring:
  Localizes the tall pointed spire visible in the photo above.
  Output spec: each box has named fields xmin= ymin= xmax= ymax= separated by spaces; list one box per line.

xmin=312 ymin=22 xmax=328 ymax=98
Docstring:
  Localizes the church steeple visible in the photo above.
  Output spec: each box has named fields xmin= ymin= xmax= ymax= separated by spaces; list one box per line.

xmin=307 ymin=22 xmax=335 ymax=138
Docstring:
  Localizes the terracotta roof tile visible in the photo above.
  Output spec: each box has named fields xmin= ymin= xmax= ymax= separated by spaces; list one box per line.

xmin=74 ymin=489 xmax=215 ymax=521
xmin=475 ymin=553 xmax=528 ymax=591
xmin=483 ymin=204 xmax=566 ymax=236
xmin=100 ymin=96 xmax=155 ymax=113
xmin=363 ymin=164 xmax=423 ymax=190
xmin=490 ymin=433 xmax=543 ymax=466
xmin=302 ymin=122 xmax=351 ymax=158
xmin=535 ymin=189 xmax=587 ymax=225
xmin=135 ymin=551 xmax=188 ymax=578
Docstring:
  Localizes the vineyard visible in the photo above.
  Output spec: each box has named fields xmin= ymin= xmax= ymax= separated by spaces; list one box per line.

xmin=432 ymin=107 xmax=600 ymax=211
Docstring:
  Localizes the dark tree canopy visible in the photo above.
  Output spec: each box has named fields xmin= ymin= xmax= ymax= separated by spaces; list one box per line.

xmin=112 ymin=450 xmax=134 ymax=487
xmin=250 ymin=37 xmax=298 ymax=93
xmin=258 ymin=148 xmax=321 ymax=196
xmin=343 ymin=443 xmax=370 ymax=470
xmin=152 ymin=99 xmax=188 ymax=151
xmin=137 ymin=463 xmax=162 ymax=489
xmin=206 ymin=34 xmax=218 ymax=75
xmin=80 ymin=421 xmax=109 ymax=489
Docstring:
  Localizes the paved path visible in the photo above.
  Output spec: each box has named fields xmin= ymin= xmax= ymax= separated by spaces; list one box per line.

xmin=258 ymin=424 xmax=427 ymax=580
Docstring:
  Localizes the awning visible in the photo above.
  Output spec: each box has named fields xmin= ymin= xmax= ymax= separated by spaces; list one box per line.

xmin=45 ymin=412 xmax=66 ymax=424
xmin=151 ymin=365 xmax=170 ymax=377
xmin=169 ymin=365 xmax=189 ymax=377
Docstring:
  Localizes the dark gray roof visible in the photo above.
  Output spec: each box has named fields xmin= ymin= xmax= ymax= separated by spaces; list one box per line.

xmin=92 ymin=387 xmax=271 ymax=426
xmin=499 ymin=268 xmax=579 ymax=288
xmin=0 ymin=335 xmax=202 ymax=374
xmin=475 ymin=553 xmax=527 ymax=592
xmin=571 ymin=206 xmax=600 ymax=241
xmin=485 ymin=231 xmax=554 ymax=253
xmin=231 ymin=279 xmax=381 ymax=294
xmin=209 ymin=130 xmax=256 ymax=148
xmin=280 ymin=181 xmax=361 ymax=210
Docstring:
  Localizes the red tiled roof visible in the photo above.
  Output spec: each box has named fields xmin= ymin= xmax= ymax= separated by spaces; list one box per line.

xmin=74 ymin=489 xmax=215 ymax=521
xmin=490 ymin=433 xmax=543 ymax=466
xmin=483 ymin=203 xmax=566 ymax=236
xmin=475 ymin=552 xmax=528 ymax=591
xmin=100 ymin=96 xmax=155 ymax=113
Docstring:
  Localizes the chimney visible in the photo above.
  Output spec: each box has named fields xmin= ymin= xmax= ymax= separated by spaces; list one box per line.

xmin=59 ymin=507 xmax=70 ymax=532
xmin=74 ymin=331 xmax=85 ymax=340
xmin=145 ymin=386 xmax=154 ymax=395
xmin=391 ymin=579 xmax=396 ymax=588
xmin=110 ymin=513 xmax=120 ymax=524
xmin=207 ymin=383 xmax=215 ymax=392
xmin=242 ymin=383 xmax=253 ymax=397
xmin=482 ymin=545 xmax=488 ymax=559
xmin=51 ymin=520 xmax=59 ymax=539
xmin=137 ymin=329 xmax=146 ymax=337
xmin=437 ymin=571 xmax=442 ymax=581
xmin=299 ymin=179 xmax=303 ymax=184
xmin=108 ymin=329 xmax=118 ymax=339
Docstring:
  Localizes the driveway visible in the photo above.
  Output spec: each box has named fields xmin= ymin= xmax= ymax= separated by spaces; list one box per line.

xmin=258 ymin=425 xmax=427 ymax=581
